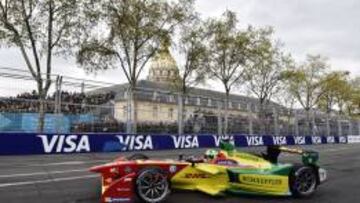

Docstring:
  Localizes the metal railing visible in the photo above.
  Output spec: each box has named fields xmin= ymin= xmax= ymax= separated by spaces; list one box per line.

xmin=0 ymin=67 xmax=359 ymax=135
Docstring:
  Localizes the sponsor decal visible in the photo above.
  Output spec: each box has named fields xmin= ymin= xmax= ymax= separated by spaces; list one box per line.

xmin=184 ymin=173 xmax=209 ymax=179
xmin=339 ymin=136 xmax=347 ymax=143
xmin=172 ymin=135 xmax=199 ymax=149
xmin=347 ymin=135 xmax=360 ymax=143
xmin=116 ymin=135 xmax=153 ymax=151
xmin=239 ymin=174 xmax=283 ymax=186
xmin=246 ymin=136 xmax=264 ymax=146
xmin=169 ymin=165 xmax=177 ymax=173
xmin=37 ymin=135 xmax=90 ymax=153
xmin=311 ymin=136 xmax=322 ymax=144
xmin=235 ymin=153 xmax=260 ymax=161
xmin=294 ymin=136 xmax=306 ymax=145
xmin=104 ymin=197 xmax=131 ymax=202
xmin=326 ymin=136 xmax=335 ymax=144
xmin=272 ymin=136 xmax=287 ymax=145
xmin=116 ymin=188 xmax=131 ymax=192
xmin=124 ymin=166 xmax=132 ymax=174
xmin=319 ymin=168 xmax=327 ymax=182
xmin=215 ymin=159 xmax=238 ymax=166
xmin=212 ymin=135 xmax=234 ymax=147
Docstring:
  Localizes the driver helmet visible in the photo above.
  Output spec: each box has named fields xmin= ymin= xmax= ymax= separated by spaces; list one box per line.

xmin=205 ymin=149 xmax=218 ymax=159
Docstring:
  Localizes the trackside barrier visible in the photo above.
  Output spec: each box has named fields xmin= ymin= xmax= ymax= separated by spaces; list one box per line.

xmin=0 ymin=133 xmax=353 ymax=155
xmin=347 ymin=135 xmax=360 ymax=143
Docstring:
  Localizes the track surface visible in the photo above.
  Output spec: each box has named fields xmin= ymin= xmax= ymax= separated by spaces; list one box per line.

xmin=0 ymin=144 xmax=359 ymax=203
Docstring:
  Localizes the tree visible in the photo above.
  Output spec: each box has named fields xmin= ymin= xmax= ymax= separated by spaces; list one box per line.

xmin=344 ymin=76 xmax=360 ymax=118
xmin=173 ymin=17 xmax=208 ymax=135
xmin=273 ymin=83 xmax=298 ymax=135
xmin=318 ymin=71 xmax=350 ymax=135
xmin=77 ymin=0 xmax=193 ymax=133
xmin=284 ymin=54 xmax=329 ymax=135
xmin=205 ymin=10 xmax=252 ymax=134
xmin=243 ymin=27 xmax=293 ymax=134
xmin=0 ymin=0 xmax=81 ymax=132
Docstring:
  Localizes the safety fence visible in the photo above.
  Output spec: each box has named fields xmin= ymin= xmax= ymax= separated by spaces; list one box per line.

xmin=0 ymin=133 xmax=354 ymax=155
xmin=1 ymin=67 xmax=359 ymax=136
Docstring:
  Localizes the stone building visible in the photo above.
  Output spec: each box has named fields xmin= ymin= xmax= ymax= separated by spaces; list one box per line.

xmin=95 ymin=43 xmax=283 ymax=127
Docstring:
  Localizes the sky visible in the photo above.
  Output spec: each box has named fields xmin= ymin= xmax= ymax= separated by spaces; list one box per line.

xmin=0 ymin=0 xmax=359 ymax=95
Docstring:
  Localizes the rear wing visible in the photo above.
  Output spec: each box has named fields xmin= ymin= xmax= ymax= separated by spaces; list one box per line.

xmin=264 ymin=145 xmax=319 ymax=165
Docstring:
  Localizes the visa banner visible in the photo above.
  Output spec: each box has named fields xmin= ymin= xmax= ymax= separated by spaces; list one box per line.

xmin=0 ymin=133 xmax=349 ymax=155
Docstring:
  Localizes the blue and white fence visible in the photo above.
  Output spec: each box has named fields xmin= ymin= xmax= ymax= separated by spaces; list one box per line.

xmin=0 ymin=133 xmax=354 ymax=155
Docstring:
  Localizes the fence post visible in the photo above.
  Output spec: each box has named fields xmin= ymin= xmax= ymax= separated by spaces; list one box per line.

xmin=273 ymin=107 xmax=279 ymax=136
xmin=177 ymin=93 xmax=184 ymax=136
xmin=311 ymin=109 xmax=317 ymax=136
xmin=217 ymin=100 xmax=222 ymax=135
xmin=348 ymin=120 xmax=353 ymax=136
xmin=54 ymin=76 xmax=59 ymax=114
xmin=54 ymin=76 xmax=63 ymax=133
xmin=294 ymin=110 xmax=299 ymax=136
xmin=81 ymin=81 xmax=85 ymax=94
xmin=337 ymin=117 xmax=343 ymax=136
xmin=326 ymin=113 xmax=331 ymax=136
xmin=126 ymin=88 xmax=132 ymax=134
xmin=247 ymin=103 xmax=253 ymax=135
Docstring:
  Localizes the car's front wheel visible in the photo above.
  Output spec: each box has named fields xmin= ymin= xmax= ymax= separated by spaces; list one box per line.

xmin=290 ymin=165 xmax=317 ymax=197
xmin=135 ymin=168 xmax=170 ymax=203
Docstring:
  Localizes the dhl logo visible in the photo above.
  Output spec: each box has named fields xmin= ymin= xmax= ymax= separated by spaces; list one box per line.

xmin=184 ymin=173 xmax=210 ymax=179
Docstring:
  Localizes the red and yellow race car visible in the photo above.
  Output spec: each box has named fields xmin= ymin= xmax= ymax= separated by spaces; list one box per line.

xmin=90 ymin=141 xmax=327 ymax=203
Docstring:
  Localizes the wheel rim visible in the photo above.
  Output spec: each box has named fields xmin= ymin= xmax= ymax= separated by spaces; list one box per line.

xmin=294 ymin=169 xmax=316 ymax=194
xmin=137 ymin=170 xmax=168 ymax=202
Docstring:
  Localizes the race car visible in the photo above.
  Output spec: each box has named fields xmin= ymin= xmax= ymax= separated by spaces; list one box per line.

xmin=90 ymin=141 xmax=327 ymax=203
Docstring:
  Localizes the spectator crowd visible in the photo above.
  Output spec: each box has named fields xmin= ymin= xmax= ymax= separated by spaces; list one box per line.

xmin=0 ymin=90 xmax=115 ymax=114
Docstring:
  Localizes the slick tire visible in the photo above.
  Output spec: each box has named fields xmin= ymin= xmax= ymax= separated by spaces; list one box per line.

xmin=135 ymin=168 xmax=170 ymax=203
xmin=290 ymin=165 xmax=317 ymax=197
xmin=127 ymin=153 xmax=149 ymax=160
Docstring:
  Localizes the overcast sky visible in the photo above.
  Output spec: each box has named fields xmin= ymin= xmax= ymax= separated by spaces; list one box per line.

xmin=0 ymin=0 xmax=359 ymax=95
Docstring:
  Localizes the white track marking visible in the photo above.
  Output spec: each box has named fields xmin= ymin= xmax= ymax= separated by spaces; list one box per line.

xmin=0 ymin=174 xmax=98 ymax=188
xmin=29 ymin=160 xmax=108 ymax=167
xmin=0 ymin=168 xmax=88 ymax=178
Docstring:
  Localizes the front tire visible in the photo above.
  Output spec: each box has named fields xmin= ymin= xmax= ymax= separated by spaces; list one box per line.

xmin=290 ymin=166 xmax=317 ymax=197
xmin=135 ymin=168 xmax=170 ymax=203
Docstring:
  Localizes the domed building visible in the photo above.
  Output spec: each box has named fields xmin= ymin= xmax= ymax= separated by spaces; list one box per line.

xmin=93 ymin=41 xmax=284 ymax=134
xmin=147 ymin=43 xmax=180 ymax=84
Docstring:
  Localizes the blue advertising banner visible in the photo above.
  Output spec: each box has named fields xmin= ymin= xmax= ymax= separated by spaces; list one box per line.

xmin=0 ymin=113 xmax=97 ymax=133
xmin=0 ymin=133 xmax=349 ymax=155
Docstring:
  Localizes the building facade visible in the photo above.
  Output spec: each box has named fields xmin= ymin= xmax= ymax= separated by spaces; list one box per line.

xmin=94 ymin=43 xmax=283 ymax=126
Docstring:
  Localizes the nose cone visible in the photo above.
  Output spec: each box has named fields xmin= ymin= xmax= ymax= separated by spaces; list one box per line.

xmin=89 ymin=165 xmax=105 ymax=173
xmin=89 ymin=163 xmax=116 ymax=173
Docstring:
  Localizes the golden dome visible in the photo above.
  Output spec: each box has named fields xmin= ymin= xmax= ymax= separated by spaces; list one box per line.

xmin=147 ymin=41 xmax=180 ymax=84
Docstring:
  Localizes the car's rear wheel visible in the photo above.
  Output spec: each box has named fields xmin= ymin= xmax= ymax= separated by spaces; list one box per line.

xmin=135 ymin=168 xmax=170 ymax=203
xmin=290 ymin=166 xmax=317 ymax=197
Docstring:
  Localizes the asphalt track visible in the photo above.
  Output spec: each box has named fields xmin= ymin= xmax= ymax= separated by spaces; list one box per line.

xmin=0 ymin=144 xmax=359 ymax=203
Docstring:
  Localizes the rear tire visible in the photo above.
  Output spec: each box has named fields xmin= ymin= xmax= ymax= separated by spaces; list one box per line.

xmin=290 ymin=165 xmax=317 ymax=197
xmin=135 ymin=168 xmax=170 ymax=203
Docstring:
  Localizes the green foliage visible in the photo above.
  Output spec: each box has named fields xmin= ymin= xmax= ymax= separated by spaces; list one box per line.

xmin=318 ymin=71 xmax=350 ymax=113
xmin=284 ymin=54 xmax=329 ymax=111
xmin=0 ymin=0 xmax=82 ymax=131
xmin=204 ymin=10 xmax=254 ymax=133
xmin=77 ymin=0 xmax=194 ymax=87
xmin=173 ymin=16 xmax=208 ymax=94
xmin=205 ymin=10 xmax=252 ymax=94
xmin=346 ymin=77 xmax=360 ymax=117
xmin=243 ymin=27 xmax=293 ymax=108
xmin=77 ymin=0 xmax=194 ymax=133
